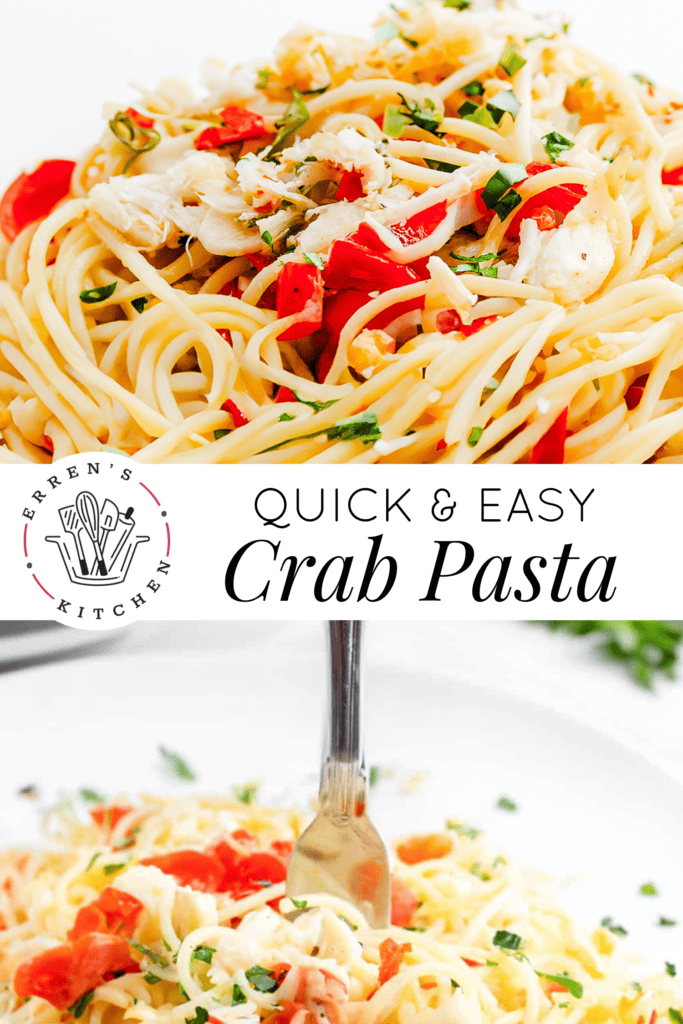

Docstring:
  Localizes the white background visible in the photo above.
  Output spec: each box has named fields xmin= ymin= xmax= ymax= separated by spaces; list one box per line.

xmin=1 ymin=0 xmax=681 ymax=189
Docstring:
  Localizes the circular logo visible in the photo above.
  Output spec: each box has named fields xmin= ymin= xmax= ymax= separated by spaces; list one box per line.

xmin=21 ymin=453 xmax=171 ymax=630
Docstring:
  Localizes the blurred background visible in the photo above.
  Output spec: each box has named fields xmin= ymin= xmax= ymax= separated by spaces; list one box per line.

xmin=2 ymin=0 xmax=681 ymax=189
xmin=1 ymin=619 xmax=681 ymax=964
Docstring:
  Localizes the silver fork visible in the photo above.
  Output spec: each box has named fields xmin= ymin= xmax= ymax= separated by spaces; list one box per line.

xmin=286 ymin=621 xmax=390 ymax=927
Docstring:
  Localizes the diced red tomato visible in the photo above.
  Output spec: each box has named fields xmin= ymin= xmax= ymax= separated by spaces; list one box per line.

xmin=435 ymin=309 xmax=499 ymax=336
xmin=662 ymin=167 xmax=683 ymax=185
xmin=42 ymin=435 xmax=54 ymax=454
xmin=124 ymin=107 xmax=155 ymax=130
xmin=1 ymin=159 xmax=76 ymax=242
xmin=525 ymin=161 xmax=554 ymax=176
xmin=140 ymin=850 xmax=226 ymax=893
xmin=462 ymin=958 xmax=484 ymax=968
xmin=264 ymin=1000 xmax=310 ymax=1024
xmin=396 ymin=834 xmax=452 ymax=865
xmin=90 ymin=805 xmax=133 ymax=832
xmin=270 ymin=840 xmax=293 ymax=859
xmin=13 ymin=933 xmax=139 ymax=1010
xmin=216 ymin=329 xmax=233 ymax=345
xmin=390 ymin=875 xmax=420 ymax=927
xmin=508 ymin=163 xmax=585 ymax=241
xmin=530 ymin=407 xmax=568 ymax=464
xmin=195 ymin=106 xmax=270 ymax=150
xmin=337 ymin=169 xmax=365 ymax=202
xmin=276 ymin=263 xmax=324 ymax=341
xmin=68 ymin=888 xmax=143 ymax=941
xmin=324 ymin=240 xmax=419 ymax=292
xmin=221 ymin=398 xmax=250 ymax=428
xmin=276 ymin=387 xmax=298 ymax=403
xmin=436 ymin=439 xmax=448 ymax=451
xmin=315 ymin=288 xmax=373 ymax=381
xmin=247 ymin=252 xmax=275 ymax=273
xmin=625 ymin=374 xmax=648 ymax=409
xmin=219 ymin=278 xmax=242 ymax=298
xmin=378 ymin=938 xmax=411 ymax=986
xmin=528 ymin=204 xmax=557 ymax=231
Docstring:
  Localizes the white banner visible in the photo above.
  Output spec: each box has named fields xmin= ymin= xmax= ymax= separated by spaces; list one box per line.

xmin=0 ymin=453 xmax=681 ymax=627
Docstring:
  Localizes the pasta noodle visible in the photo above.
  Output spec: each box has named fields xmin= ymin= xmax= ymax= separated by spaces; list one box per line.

xmin=3 ymin=0 xmax=683 ymax=463
xmin=0 ymin=795 xmax=681 ymax=1024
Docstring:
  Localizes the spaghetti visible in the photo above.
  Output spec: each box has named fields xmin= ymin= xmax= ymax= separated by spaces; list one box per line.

xmin=0 ymin=795 xmax=680 ymax=1024
xmin=3 ymin=1 xmax=683 ymax=463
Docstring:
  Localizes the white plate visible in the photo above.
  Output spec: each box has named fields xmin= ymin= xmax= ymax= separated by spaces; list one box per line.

xmin=0 ymin=637 xmax=681 ymax=967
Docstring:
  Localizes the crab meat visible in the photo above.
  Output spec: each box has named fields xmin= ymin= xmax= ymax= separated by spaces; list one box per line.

xmin=282 ymin=127 xmax=391 ymax=195
xmin=237 ymin=152 xmax=313 ymax=211
xmin=279 ymin=966 xmax=349 ymax=1024
xmin=295 ymin=202 xmax=366 ymax=253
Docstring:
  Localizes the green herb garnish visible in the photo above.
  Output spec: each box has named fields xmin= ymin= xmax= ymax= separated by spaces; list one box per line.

xmin=640 ymin=882 xmax=658 ymax=896
xmin=369 ymin=765 xmax=380 ymax=788
xmin=480 ymin=165 xmax=527 ymax=209
xmin=102 ymin=862 xmax=127 ymax=875
xmin=109 ymin=110 xmax=161 ymax=173
xmin=669 ymin=1011 xmax=683 ymax=1024
xmin=262 ymin=230 xmax=276 ymax=253
xmin=129 ymin=941 xmax=170 ymax=968
xmin=185 ymin=1008 xmax=209 ymax=1024
xmin=279 ymin=412 xmax=296 ymax=422
xmin=268 ymin=90 xmax=310 ymax=157
xmin=80 ymin=788 xmax=106 ymax=803
xmin=398 ymin=92 xmax=444 ymax=135
xmin=191 ymin=946 xmax=216 ymax=966
xmin=256 ymin=68 xmax=274 ymax=90
xmin=486 ymin=90 xmax=521 ymax=123
xmin=443 ymin=0 xmax=471 ymax=8
xmin=467 ymin=426 xmax=484 ymax=447
xmin=246 ymin=966 xmax=279 ymax=993
xmin=231 ymin=985 xmax=247 ymax=1006
xmin=159 ymin=745 xmax=197 ymax=782
xmin=498 ymin=43 xmax=527 ymax=77
xmin=69 ymin=990 xmax=95 ymax=1019
xmin=542 ymin=131 xmax=574 ymax=162
xmin=80 ymin=283 xmax=117 ymax=304
xmin=667 ymin=964 xmax=677 ymax=977
xmin=538 ymin=622 xmax=682 ymax=689
xmin=214 ymin=429 xmax=232 ymax=439
xmin=131 ymin=296 xmax=149 ymax=314
xmin=303 ymin=252 xmax=325 ymax=269
xmin=462 ymin=80 xmax=485 ymax=96
xmin=143 ymin=973 xmax=161 ymax=984
xmin=326 ymin=410 xmax=381 ymax=443
xmin=492 ymin=930 xmax=523 ymax=950
xmin=424 ymin=159 xmax=461 ymax=173
xmin=295 ymin=395 xmax=339 ymax=412
xmin=496 ymin=796 xmax=517 ymax=811
xmin=234 ymin=783 xmax=258 ymax=805
xmin=85 ymin=852 xmax=101 ymax=872
xmin=450 ymin=252 xmax=498 ymax=277
xmin=536 ymin=972 xmax=584 ymax=998
xmin=660 ymin=917 xmax=677 ymax=927
xmin=446 ymin=820 xmax=480 ymax=838
xmin=600 ymin=917 xmax=628 ymax=936
xmin=290 ymin=898 xmax=308 ymax=910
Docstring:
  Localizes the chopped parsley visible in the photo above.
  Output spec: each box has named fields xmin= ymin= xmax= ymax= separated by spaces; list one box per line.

xmin=68 ymin=990 xmax=95 ymax=1019
xmin=450 ymin=252 xmax=498 ymax=277
xmin=234 ymin=783 xmax=258 ymax=805
xmin=256 ymin=68 xmax=275 ymax=90
xmin=480 ymin=165 xmax=527 ymax=210
xmin=290 ymin=898 xmax=308 ymax=910
xmin=295 ymin=395 xmax=339 ymax=412
xmin=640 ymin=882 xmax=658 ymax=896
xmin=492 ymin=930 xmax=523 ymax=950
xmin=633 ymin=73 xmax=654 ymax=88
xmin=467 ymin=426 xmax=484 ymax=447
xmin=387 ymin=93 xmax=444 ymax=136
xmin=159 ymin=745 xmax=197 ymax=782
xmin=493 ymin=189 xmax=523 ymax=220
xmin=542 ymin=131 xmax=574 ymax=162
xmin=470 ymin=861 xmax=492 ymax=881
xmin=498 ymin=43 xmax=526 ymax=77
xmin=185 ymin=1008 xmax=209 ymax=1024
xmin=424 ymin=158 xmax=461 ymax=173
xmin=667 ymin=963 xmax=677 ymax=977
xmin=80 ymin=283 xmax=117 ymax=304
xmin=496 ymin=796 xmax=517 ymax=811
xmin=462 ymin=79 xmax=485 ymax=96
xmin=279 ymin=412 xmax=296 ymax=422
xmin=303 ymin=251 xmax=325 ymax=269
xmin=633 ymin=982 xmax=643 ymax=991
xmin=85 ymin=852 xmax=101 ymax=872
xmin=128 ymin=941 xmax=170 ymax=968
xmin=578 ymin=75 xmax=592 ymax=87
xmin=102 ymin=862 xmax=127 ymax=875
xmin=214 ymin=429 xmax=232 ymax=439
xmin=191 ymin=946 xmax=216 ymax=966
xmin=600 ymin=917 xmax=628 ymax=936
xmin=536 ymin=972 xmax=583 ymax=998
xmin=592 ymin=379 xmax=601 ymax=391
xmin=131 ymin=296 xmax=149 ymax=314
xmin=246 ymin=966 xmax=279 ymax=993
xmin=443 ymin=0 xmax=471 ymax=8
xmin=268 ymin=90 xmax=310 ymax=157
xmin=143 ymin=973 xmax=161 ymax=984
xmin=659 ymin=917 xmax=677 ymax=927
xmin=669 ymin=1012 xmax=683 ymax=1024
xmin=232 ymin=985 xmax=247 ymax=1006
xmin=446 ymin=820 xmax=480 ymax=838
xmin=109 ymin=110 xmax=161 ymax=173
xmin=369 ymin=764 xmax=381 ymax=787
xmin=80 ymin=788 xmax=106 ymax=803
xmin=326 ymin=411 xmax=381 ymax=443
xmin=261 ymin=230 xmax=276 ymax=253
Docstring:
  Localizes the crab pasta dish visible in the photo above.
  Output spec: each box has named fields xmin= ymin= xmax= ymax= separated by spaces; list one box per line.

xmin=0 ymin=795 xmax=681 ymax=1024
xmin=4 ymin=0 xmax=683 ymax=464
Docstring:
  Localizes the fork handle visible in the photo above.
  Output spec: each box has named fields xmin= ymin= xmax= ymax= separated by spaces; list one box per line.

xmin=322 ymin=621 xmax=365 ymax=818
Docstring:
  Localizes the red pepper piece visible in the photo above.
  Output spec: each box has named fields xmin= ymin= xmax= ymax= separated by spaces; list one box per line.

xmin=625 ymin=374 xmax=648 ymax=409
xmin=662 ymin=167 xmax=683 ymax=185
xmin=315 ymin=288 xmax=374 ymax=381
xmin=390 ymin=200 xmax=447 ymax=246
xmin=68 ymin=888 xmax=143 ymax=941
xmin=141 ymin=849 xmax=227 ymax=892
xmin=436 ymin=439 xmax=448 ymax=451
xmin=276 ymin=386 xmax=298 ymax=403
xmin=530 ymin=407 xmax=568 ymax=464
xmin=525 ymin=161 xmax=554 ymax=176
xmin=246 ymin=252 xmax=275 ymax=273
xmin=367 ymin=295 xmax=425 ymax=331
xmin=0 ymin=159 xmax=76 ymax=242
xmin=337 ymin=169 xmax=365 ymax=201
xmin=323 ymin=240 xmax=419 ymax=293
xmin=90 ymin=804 xmax=133 ymax=832
xmin=14 ymin=933 xmax=140 ymax=1010
xmin=42 ymin=435 xmax=54 ymax=454
xmin=378 ymin=938 xmax=411 ymax=986
xmin=276 ymin=262 xmax=324 ymax=341
xmin=508 ymin=164 xmax=585 ymax=241
xmin=221 ymin=398 xmax=250 ymax=427
xmin=462 ymin=958 xmax=484 ymax=968
xmin=124 ymin=107 xmax=155 ymax=130
xmin=219 ymin=279 xmax=242 ymax=298
xmin=194 ymin=105 xmax=270 ymax=150
xmin=435 ymin=309 xmax=499 ymax=336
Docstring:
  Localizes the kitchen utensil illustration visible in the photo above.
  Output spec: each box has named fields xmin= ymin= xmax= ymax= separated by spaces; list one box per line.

xmin=58 ymin=505 xmax=88 ymax=575
xmin=107 ymin=507 xmax=136 ymax=572
xmin=89 ymin=498 xmax=119 ymax=574
xmin=75 ymin=491 xmax=107 ymax=576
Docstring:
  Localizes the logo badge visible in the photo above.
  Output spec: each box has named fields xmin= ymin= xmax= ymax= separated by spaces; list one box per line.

xmin=21 ymin=453 xmax=171 ymax=629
